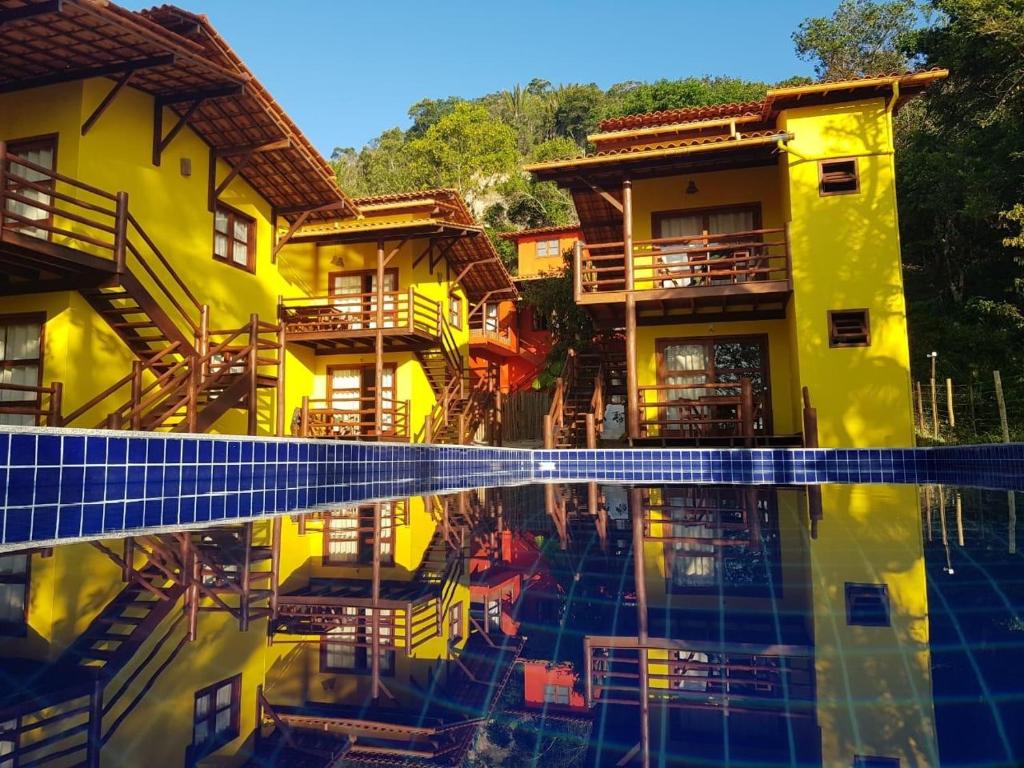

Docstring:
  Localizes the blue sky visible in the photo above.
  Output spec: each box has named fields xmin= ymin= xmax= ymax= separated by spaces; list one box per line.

xmin=124 ymin=0 xmax=828 ymax=155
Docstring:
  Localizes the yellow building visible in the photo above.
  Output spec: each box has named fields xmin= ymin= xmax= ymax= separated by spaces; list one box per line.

xmin=526 ymin=71 xmax=948 ymax=448
xmin=0 ymin=4 xmax=515 ymax=767
xmin=276 ymin=189 xmax=517 ymax=444
xmin=580 ymin=483 xmax=937 ymax=767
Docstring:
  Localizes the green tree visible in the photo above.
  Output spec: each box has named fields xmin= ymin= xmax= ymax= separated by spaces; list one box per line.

xmin=792 ymin=0 xmax=921 ymax=80
xmin=552 ymin=83 xmax=604 ymax=147
xmin=406 ymin=96 xmax=463 ymax=138
xmin=408 ymin=102 xmax=519 ymax=203
xmin=601 ymin=76 xmax=770 ymax=119
xmin=356 ymin=127 xmax=426 ymax=194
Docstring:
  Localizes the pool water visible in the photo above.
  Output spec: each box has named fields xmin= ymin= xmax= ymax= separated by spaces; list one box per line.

xmin=1 ymin=479 xmax=1020 ymax=767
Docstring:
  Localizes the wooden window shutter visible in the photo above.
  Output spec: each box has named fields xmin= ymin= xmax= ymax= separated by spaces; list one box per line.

xmin=818 ymin=158 xmax=859 ymax=195
xmin=828 ymin=309 xmax=870 ymax=348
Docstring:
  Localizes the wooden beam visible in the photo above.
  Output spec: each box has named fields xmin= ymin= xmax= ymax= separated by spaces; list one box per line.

xmin=153 ymin=98 xmax=204 ymax=166
xmin=81 ymin=70 xmax=134 ymax=135
xmin=274 ymin=200 xmax=351 ymax=216
xmin=412 ymin=240 xmax=433 ymax=269
xmin=272 ymin=210 xmax=311 ymax=259
xmin=0 ymin=53 xmax=175 ymax=94
xmin=213 ymin=152 xmax=253 ymax=200
xmin=0 ymin=0 xmax=61 ymax=23
xmin=382 ymin=237 xmax=409 ymax=267
xmin=214 ymin=138 xmax=291 ymax=157
xmin=430 ymin=238 xmax=458 ymax=273
xmin=157 ymin=82 xmax=243 ymax=105
xmin=576 ymin=176 xmax=624 ymax=214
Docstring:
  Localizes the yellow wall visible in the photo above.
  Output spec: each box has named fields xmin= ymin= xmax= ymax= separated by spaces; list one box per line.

xmin=1 ymin=79 xmax=319 ymax=436
xmin=810 ymin=484 xmax=937 ymax=766
xmin=780 ymin=98 xmax=915 ymax=447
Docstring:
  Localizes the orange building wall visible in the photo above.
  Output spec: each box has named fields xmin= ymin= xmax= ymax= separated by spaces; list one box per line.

xmin=522 ymin=660 xmax=587 ymax=710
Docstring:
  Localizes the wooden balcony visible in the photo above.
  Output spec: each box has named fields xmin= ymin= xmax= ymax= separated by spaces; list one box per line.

xmin=574 ymin=228 xmax=791 ymax=324
xmin=468 ymin=323 xmax=518 ymax=357
xmin=297 ymin=396 xmax=410 ymax=442
xmin=637 ymin=380 xmax=757 ymax=445
xmin=279 ymin=287 xmax=443 ymax=354
xmin=584 ymin=635 xmax=815 ymax=715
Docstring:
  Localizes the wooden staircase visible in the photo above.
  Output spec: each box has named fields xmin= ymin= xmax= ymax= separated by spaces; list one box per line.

xmin=544 ymin=340 xmax=625 ymax=448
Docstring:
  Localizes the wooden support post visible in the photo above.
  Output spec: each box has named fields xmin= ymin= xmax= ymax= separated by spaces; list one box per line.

xmin=186 ymin=536 xmax=199 ymax=642
xmin=457 ymin=412 xmax=467 ymax=445
xmin=494 ymin=389 xmax=503 ymax=447
xmin=186 ymin=356 xmax=199 ymax=433
xmin=946 ymin=378 xmax=955 ymax=429
xmin=122 ymin=537 xmax=135 ymax=583
xmin=247 ymin=313 xmax=259 ymax=436
xmin=623 ymin=179 xmax=639 ymax=443
xmin=424 ymin=413 xmax=433 ymax=444
xmin=270 ymin=516 xmax=281 ymax=618
xmin=0 ymin=142 xmax=7 ymax=215
xmin=300 ymin=396 xmax=310 ymax=438
xmin=371 ymin=502 xmax=382 ymax=700
xmin=586 ymin=413 xmax=597 ymax=449
xmin=801 ymin=386 xmax=819 ymax=448
xmin=916 ymin=381 xmax=926 ymax=432
xmin=741 ymin=378 xmax=754 ymax=447
xmin=375 ymin=240 xmax=386 ymax=437
xmin=925 ymin=485 xmax=934 ymax=542
xmin=276 ymin=322 xmax=286 ymax=436
xmin=543 ymin=414 xmax=554 ymax=449
xmin=573 ymin=241 xmax=583 ymax=300
xmin=240 ymin=522 xmax=253 ymax=632
xmin=629 ymin=486 xmax=650 ymax=768
xmin=130 ymin=360 xmax=143 ymax=431
xmin=113 ymin=191 xmax=129 ymax=274
xmin=49 ymin=381 xmax=63 ymax=427
xmin=955 ymin=491 xmax=964 ymax=547
xmin=583 ymin=636 xmax=593 ymax=705
xmin=994 ymin=370 xmax=1010 ymax=443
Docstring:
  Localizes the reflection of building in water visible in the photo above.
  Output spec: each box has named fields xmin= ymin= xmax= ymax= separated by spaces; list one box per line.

xmin=256 ymin=492 xmax=522 ymax=765
xmin=577 ymin=484 xmax=938 ymax=767
xmin=0 ymin=492 xmax=522 ymax=768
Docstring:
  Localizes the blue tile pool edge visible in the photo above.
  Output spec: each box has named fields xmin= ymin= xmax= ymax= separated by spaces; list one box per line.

xmin=0 ymin=426 xmax=1021 ymax=549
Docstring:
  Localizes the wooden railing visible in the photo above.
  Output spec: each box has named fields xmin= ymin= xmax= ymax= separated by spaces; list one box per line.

xmin=584 ymin=636 xmax=815 ymax=714
xmin=276 ymin=595 xmax=441 ymax=653
xmin=279 ymin=287 xmax=441 ymax=338
xmin=637 ymin=379 xmax=755 ymax=444
xmin=0 ymin=380 xmax=63 ymax=425
xmin=298 ymin=395 xmax=410 ymax=441
xmin=641 ymin=487 xmax=764 ymax=547
xmin=0 ymin=145 xmax=206 ymax=348
xmin=543 ymin=349 xmax=576 ymax=448
xmin=574 ymin=228 xmax=790 ymax=297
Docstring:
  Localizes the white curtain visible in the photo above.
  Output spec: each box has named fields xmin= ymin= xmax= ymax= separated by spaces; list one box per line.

xmin=330 ymin=274 xmax=363 ymax=328
xmin=657 ymin=214 xmax=703 ymax=288
xmin=5 ymin=144 xmax=54 ymax=240
xmin=326 ymin=508 xmax=359 ymax=562
xmin=0 ymin=322 xmax=42 ymax=427
xmin=330 ymin=368 xmax=361 ymax=435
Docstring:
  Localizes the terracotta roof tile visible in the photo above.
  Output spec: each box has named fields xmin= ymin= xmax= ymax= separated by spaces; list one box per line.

xmin=597 ymin=101 xmax=766 ymax=133
xmin=498 ymin=224 xmax=581 ymax=241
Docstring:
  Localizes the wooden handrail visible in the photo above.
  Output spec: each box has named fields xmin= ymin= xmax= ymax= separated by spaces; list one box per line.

xmin=638 ymin=379 xmax=755 ymax=444
xmin=0 ymin=380 xmax=63 ymax=426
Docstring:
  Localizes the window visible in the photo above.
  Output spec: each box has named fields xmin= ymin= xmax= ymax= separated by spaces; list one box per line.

xmin=828 ymin=309 xmax=870 ymax=348
xmin=819 ymin=158 xmax=859 ymax=196
xmin=0 ymin=554 xmax=29 ymax=636
xmin=4 ymin=136 xmax=56 ymax=241
xmin=448 ymin=602 xmax=463 ymax=642
xmin=484 ymin=302 xmax=499 ymax=332
xmin=846 ymin=583 xmax=890 ymax=627
xmin=535 ymin=239 xmax=560 ymax=258
xmin=213 ymin=204 xmax=255 ymax=271
xmin=192 ymin=675 xmax=240 ymax=757
xmin=0 ymin=315 xmax=44 ymax=427
xmin=544 ymin=684 xmax=571 ymax=705
xmin=323 ymin=504 xmax=394 ymax=565
xmin=321 ymin=608 xmax=395 ymax=675
xmin=448 ymin=293 xmax=462 ymax=329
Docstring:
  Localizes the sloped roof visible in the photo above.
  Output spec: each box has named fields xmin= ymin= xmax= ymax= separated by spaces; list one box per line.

xmin=0 ymin=0 xmax=356 ymax=220
xmin=498 ymin=224 xmax=582 ymax=241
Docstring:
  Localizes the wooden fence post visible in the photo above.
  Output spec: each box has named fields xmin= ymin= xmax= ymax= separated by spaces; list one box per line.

xmin=994 ymin=370 xmax=1010 ymax=443
xmin=424 ymin=413 xmax=433 ymax=444
xmin=113 ymin=190 xmax=129 ymax=274
xmin=49 ymin=381 xmax=63 ymax=427
xmin=915 ymin=381 xmax=926 ymax=432
xmin=946 ymin=378 xmax=955 ymax=429
xmin=543 ymin=414 xmax=554 ymax=449
xmin=930 ymin=377 xmax=939 ymax=439
xmin=585 ymin=413 xmax=597 ymax=449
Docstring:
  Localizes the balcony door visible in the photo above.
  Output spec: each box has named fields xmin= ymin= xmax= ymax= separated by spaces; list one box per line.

xmin=328 ymin=363 xmax=396 ymax=437
xmin=329 ymin=269 xmax=397 ymax=329
xmin=4 ymin=136 xmax=56 ymax=241
xmin=652 ymin=205 xmax=760 ymax=288
xmin=656 ymin=336 xmax=771 ymax=437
